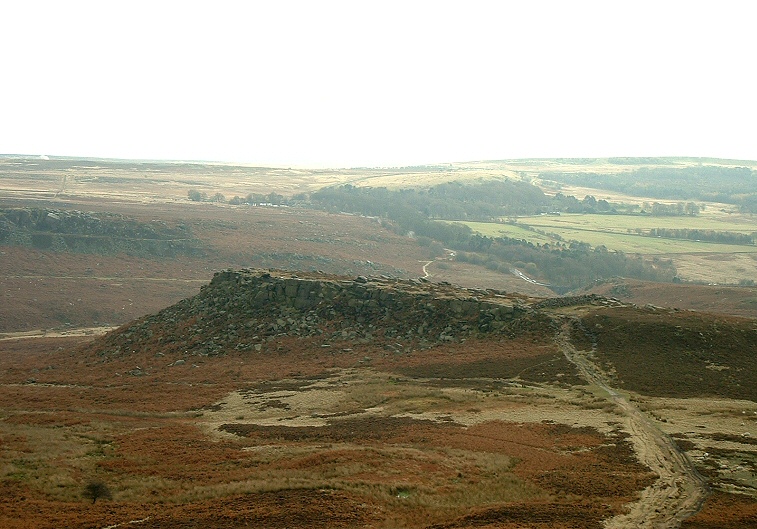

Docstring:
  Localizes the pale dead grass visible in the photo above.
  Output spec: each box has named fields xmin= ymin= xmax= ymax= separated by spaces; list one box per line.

xmin=425 ymin=258 xmax=555 ymax=296
xmin=201 ymin=369 xmax=627 ymax=444
xmin=200 ymin=369 xmax=476 ymax=437
xmin=0 ymin=358 xmax=710 ymax=526
xmin=190 ymin=368 xmax=636 ymax=517
xmin=669 ymin=252 xmax=757 ymax=284
xmin=0 ymin=326 xmax=117 ymax=341
xmin=0 ymin=418 xmax=114 ymax=501
xmin=632 ymin=395 xmax=757 ymax=438
xmin=629 ymin=394 xmax=757 ymax=497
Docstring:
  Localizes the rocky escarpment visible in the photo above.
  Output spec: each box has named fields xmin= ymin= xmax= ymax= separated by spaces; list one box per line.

xmin=0 ymin=207 xmax=203 ymax=257
xmin=94 ymin=269 xmax=613 ymax=362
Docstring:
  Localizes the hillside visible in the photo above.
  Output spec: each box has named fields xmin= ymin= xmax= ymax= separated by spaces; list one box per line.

xmin=2 ymin=156 xmax=757 ymax=528
xmin=3 ymin=155 xmax=757 ymax=315
xmin=83 ymin=269 xmax=757 ymax=406
xmin=2 ymin=270 xmax=756 ymax=527
xmin=583 ymin=278 xmax=757 ymax=319
xmin=88 ymin=269 xmax=547 ymax=359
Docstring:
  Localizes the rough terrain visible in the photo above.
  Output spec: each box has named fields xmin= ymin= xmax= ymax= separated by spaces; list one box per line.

xmin=558 ymin=322 xmax=710 ymax=528
xmin=1 ymin=270 xmax=756 ymax=527
xmin=1 ymin=157 xmax=756 ymax=527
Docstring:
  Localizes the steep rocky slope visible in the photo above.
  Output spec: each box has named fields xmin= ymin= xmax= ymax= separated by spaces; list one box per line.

xmin=86 ymin=269 xmax=617 ymax=364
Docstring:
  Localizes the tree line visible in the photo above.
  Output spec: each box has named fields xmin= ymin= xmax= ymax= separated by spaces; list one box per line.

xmin=540 ymin=165 xmax=757 ymax=212
xmin=455 ymin=239 xmax=675 ymax=291
xmin=645 ymin=228 xmax=755 ymax=245
xmin=310 ymin=182 xmax=677 ymax=290
xmin=310 ymin=181 xmax=640 ymax=220
xmin=188 ymin=190 xmax=290 ymax=205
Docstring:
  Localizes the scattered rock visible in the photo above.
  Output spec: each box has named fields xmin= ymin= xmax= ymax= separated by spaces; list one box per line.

xmin=88 ymin=269 xmax=605 ymax=360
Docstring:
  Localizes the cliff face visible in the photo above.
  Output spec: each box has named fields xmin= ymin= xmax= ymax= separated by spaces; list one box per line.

xmin=0 ymin=207 xmax=202 ymax=257
xmin=92 ymin=269 xmax=560 ymax=361
xmin=212 ymin=268 xmax=520 ymax=321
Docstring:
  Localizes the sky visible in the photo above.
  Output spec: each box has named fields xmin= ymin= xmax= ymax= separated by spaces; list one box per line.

xmin=2 ymin=1 xmax=755 ymax=168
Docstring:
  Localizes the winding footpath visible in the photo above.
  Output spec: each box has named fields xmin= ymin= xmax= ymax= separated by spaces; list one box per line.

xmin=556 ymin=321 xmax=709 ymax=529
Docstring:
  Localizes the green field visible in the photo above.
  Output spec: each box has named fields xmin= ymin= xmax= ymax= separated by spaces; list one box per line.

xmin=458 ymin=213 xmax=757 ymax=255
xmin=521 ymin=213 xmax=757 ymax=234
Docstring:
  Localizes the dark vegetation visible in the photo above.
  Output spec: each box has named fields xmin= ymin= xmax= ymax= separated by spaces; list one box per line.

xmin=312 ymin=180 xmax=553 ymax=220
xmin=644 ymin=228 xmax=755 ymax=246
xmin=82 ymin=481 xmax=112 ymax=504
xmin=579 ymin=307 xmax=757 ymax=400
xmin=310 ymin=182 xmax=676 ymax=290
xmin=454 ymin=240 xmax=675 ymax=291
xmin=641 ymin=201 xmax=701 ymax=216
xmin=540 ymin=165 xmax=757 ymax=212
xmin=680 ymin=492 xmax=757 ymax=529
xmin=189 ymin=189 xmax=290 ymax=205
xmin=396 ymin=351 xmax=586 ymax=387
xmin=221 ymin=416 xmax=459 ymax=442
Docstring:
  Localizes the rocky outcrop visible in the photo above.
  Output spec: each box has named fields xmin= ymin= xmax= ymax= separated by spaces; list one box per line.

xmin=93 ymin=269 xmax=546 ymax=360
xmin=0 ymin=207 xmax=202 ymax=257
xmin=532 ymin=294 xmax=623 ymax=309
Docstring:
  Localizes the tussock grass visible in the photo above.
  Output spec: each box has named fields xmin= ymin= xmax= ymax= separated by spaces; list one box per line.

xmin=0 ymin=417 xmax=111 ymax=501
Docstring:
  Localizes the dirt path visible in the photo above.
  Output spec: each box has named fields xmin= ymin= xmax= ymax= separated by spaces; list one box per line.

xmin=101 ymin=517 xmax=150 ymax=529
xmin=420 ymin=260 xmax=433 ymax=278
xmin=0 ymin=326 xmax=116 ymax=341
xmin=557 ymin=321 xmax=709 ymax=529
xmin=419 ymin=249 xmax=457 ymax=279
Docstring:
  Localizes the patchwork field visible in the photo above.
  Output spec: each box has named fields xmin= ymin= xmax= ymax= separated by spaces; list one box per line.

xmin=458 ymin=212 xmax=757 ymax=285
xmin=462 ymin=213 xmax=757 ymax=251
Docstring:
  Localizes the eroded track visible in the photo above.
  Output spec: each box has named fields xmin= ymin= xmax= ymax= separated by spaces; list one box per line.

xmin=557 ymin=321 xmax=709 ymax=529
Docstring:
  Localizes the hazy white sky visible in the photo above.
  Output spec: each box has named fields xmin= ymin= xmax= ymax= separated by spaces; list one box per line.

xmin=2 ymin=1 xmax=755 ymax=167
